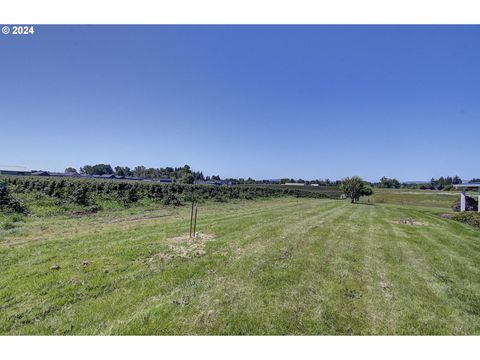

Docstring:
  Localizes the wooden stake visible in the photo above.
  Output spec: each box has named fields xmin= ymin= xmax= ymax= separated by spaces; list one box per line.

xmin=189 ymin=200 xmax=195 ymax=238
xmin=193 ymin=206 xmax=198 ymax=237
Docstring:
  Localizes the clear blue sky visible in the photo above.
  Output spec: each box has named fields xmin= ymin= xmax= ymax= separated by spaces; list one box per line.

xmin=1 ymin=25 xmax=479 ymax=181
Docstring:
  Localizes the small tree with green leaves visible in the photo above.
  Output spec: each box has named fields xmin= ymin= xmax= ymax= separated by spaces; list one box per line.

xmin=340 ymin=176 xmax=373 ymax=203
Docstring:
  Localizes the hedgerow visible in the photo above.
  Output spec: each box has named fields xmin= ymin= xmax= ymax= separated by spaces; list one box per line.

xmin=0 ymin=176 xmax=339 ymax=208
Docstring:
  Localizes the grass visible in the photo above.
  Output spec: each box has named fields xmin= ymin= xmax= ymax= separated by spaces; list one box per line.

xmin=1 ymin=194 xmax=479 ymax=335
xmin=368 ymin=188 xmax=469 ymax=209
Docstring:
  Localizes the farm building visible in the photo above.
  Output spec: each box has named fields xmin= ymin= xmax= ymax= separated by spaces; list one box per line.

xmin=0 ymin=166 xmax=31 ymax=176
xmin=453 ymin=182 xmax=480 ymax=212
xmin=283 ymin=182 xmax=305 ymax=186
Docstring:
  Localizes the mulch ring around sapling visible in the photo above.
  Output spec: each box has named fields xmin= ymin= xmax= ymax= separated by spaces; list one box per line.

xmin=149 ymin=233 xmax=216 ymax=262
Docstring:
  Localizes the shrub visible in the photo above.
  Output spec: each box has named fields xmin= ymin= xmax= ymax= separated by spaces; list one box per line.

xmin=122 ymin=188 xmax=139 ymax=207
xmin=162 ymin=193 xmax=181 ymax=206
xmin=451 ymin=212 xmax=480 ymax=229
xmin=68 ymin=186 xmax=90 ymax=206
xmin=0 ymin=185 xmax=28 ymax=214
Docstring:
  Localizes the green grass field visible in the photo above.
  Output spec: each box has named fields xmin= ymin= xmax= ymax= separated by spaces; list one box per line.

xmin=370 ymin=188 xmax=466 ymax=208
xmin=1 ymin=193 xmax=479 ymax=335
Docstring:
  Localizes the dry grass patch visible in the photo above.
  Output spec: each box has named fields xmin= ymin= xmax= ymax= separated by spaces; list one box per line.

xmin=149 ymin=233 xmax=216 ymax=262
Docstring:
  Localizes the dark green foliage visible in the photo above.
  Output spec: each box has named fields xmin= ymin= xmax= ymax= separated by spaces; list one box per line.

xmin=452 ymin=212 xmax=480 ymax=229
xmin=340 ymin=176 xmax=374 ymax=203
xmin=162 ymin=192 xmax=181 ymax=206
xmin=107 ymin=163 xmax=204 ymax=182
xmin=122 ymin=188 xmax=139 ymax=207
xmin=0 ymin=184 xmax=28 ymax=214
xmin=68 ymin=185 xmax=90 ymax=206
xmin=80 ymin=164 xmax=114 ymax=175
xmin=378 ymin=176 xmax=400 ymax=189
xmin=114 ymin=166 xmax=132 ymax=177
xmin=181 ymin=172 xmax=195 ymax=184
xmin=429 ymin=175 xmax=462 ymax=189
xmin=0 ymin=176 xmax=340 ymax=210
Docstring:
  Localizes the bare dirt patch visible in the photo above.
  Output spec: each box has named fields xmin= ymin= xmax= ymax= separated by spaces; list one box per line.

xmin=391 ymin=219 xmax=431 ymax=226
xmin=149 ymin=233 xmax=216 ymax=262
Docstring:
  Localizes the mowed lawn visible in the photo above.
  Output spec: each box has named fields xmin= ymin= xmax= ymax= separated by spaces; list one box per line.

xmin=1 ymin=197 xmax=479 ymax=335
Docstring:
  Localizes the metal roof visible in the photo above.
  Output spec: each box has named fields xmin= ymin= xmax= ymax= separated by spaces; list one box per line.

xmin=454 ymin=182 xmax=480 ymax=188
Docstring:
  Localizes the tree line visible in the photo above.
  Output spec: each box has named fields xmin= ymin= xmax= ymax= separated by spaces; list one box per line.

xmin=64 ymin=164 xmax=474 ymax=189
xmin=65 ymin=164 xmax=343 ymax=185
xmin=69 ymin=164 xmax=206 ymax=184
xmin=373 ymin=175 xmax=467 ymax=190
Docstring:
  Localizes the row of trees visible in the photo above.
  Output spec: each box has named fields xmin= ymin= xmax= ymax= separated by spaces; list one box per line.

xmin=69 ymin=164 xmax=204 ymax=184
xmin=374 ymin=175 xmax=464 ymax=190
xmin=66 ymin=164 xmax=343 ymax=186
xmin=1 ymin=176 xmax=336 ymax=212
xmin=429 ymin=176 xmax=462 ymax=188
xmin=377 ymin=177 xmax=401 ymax=189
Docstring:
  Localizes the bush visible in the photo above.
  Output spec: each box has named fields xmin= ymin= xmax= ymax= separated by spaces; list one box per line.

xmin=162 ymin=192 xmax=181 ymax=206
xmin=121 ymin=188 xmax=139 ymax=207
xmin=0 ymin=185 xmax=28 ymax=214
xmin=68 ymin=186 xmax=90 ymax=206
xmin=451 ymin=212 xmax=480 ymax=229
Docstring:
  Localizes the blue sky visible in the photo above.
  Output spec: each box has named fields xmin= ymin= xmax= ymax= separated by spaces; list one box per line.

xmin=0 ymin=25 xmax=479 ymax=181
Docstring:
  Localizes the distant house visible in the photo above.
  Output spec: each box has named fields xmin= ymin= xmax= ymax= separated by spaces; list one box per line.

xmin=0 ymin=165 xmax=31 ymax=176
xmin=283 ymin=182 xmax=305 ymax=186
